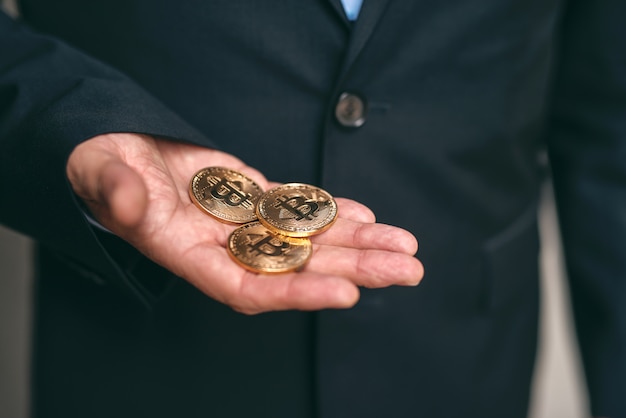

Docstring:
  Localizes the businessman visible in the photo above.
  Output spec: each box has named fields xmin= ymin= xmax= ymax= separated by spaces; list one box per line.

xmin=1 ymin=0 xmax=624 ymax=417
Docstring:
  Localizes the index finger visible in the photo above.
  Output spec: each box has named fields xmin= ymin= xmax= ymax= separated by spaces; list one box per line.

xmin=311 ymin=218 xmax=419 ymax=255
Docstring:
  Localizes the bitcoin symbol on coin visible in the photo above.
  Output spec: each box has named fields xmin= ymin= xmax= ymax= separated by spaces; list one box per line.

xmin=189 ymin=167 xmax=263 ymax=223
xmin=227 ymin=222 xmax=312 ymax=273
xmin=208 ymin=177 xmax=252 ymax=208
xmin=247 ymin=233 xmax=290 ymax=257
xmin=256 ymin=183 xmax=338 ymax=237
xmin=274 ymin=195 xmax=319 ymax=221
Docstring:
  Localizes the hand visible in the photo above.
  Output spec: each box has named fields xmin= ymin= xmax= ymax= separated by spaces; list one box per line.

xmin=66 ymin=133 xmax=424 ymax=314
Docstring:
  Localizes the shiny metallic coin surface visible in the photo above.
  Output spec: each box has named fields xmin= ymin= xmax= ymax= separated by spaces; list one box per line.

xmin=189 ymin=167 xmax=263 ymax=224
xmin=227 ymin=221 xmax=312 ymax=273
xmin=256 ymin=183 xmax=338 ymax=237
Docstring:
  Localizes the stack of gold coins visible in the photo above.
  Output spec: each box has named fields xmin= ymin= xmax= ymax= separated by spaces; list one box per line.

xmin=189 ymin=167 xmax=338 ymax=273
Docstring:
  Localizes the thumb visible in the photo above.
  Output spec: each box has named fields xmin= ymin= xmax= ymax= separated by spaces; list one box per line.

xmin=97 ymin=159 xmax=148 ymax=228
xmin=67 ymin=140 xmax=148 ymax=229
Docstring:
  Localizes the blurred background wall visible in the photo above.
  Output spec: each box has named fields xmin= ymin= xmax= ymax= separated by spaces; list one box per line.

xmin=0 ymin=0 xmax=589 ymax=415
xmin=0 ymin=226 xmax=32 ymax=418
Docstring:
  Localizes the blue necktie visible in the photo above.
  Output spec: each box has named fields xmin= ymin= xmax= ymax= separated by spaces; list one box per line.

xmin=340 ymin=0 xmax=363 ymax=21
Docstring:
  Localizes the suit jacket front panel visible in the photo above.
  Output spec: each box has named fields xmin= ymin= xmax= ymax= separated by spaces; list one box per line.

xmin=317 ymin=1 xmax=556 ymax=416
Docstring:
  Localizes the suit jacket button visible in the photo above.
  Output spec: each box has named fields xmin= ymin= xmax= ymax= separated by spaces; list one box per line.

xmin=335 ymin=92 xmax=366 ymax=128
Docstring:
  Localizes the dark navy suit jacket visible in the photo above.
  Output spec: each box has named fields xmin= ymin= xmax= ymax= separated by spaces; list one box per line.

xmin=1 ymin=1 xmax=625 ymax=417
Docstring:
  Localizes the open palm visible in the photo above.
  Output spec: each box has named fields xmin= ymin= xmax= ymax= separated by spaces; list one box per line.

xmin=67 ymin=133 xmax=424 ymax=314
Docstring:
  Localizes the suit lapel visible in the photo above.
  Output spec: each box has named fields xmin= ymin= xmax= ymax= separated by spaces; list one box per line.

xmin=327 ymin=0 xmax=351 ymax=27
xmin=335 ymin=0 xmax=393 ymax=81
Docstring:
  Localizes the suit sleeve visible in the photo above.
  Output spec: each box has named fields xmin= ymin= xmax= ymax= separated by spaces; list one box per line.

xmin=547 ymin=0 xmax=626 ymax=415
xmin=0 ymin=11 xmax=211 ymax=307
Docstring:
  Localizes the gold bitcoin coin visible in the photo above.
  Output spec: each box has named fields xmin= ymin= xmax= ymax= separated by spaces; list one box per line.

xmin=189 ymin=167 xmax=263 ymax=224
xmin=227 ymin=221 xmax=312 ymax=273
xmin=256 ymin=183 xmax=338 ymax=237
